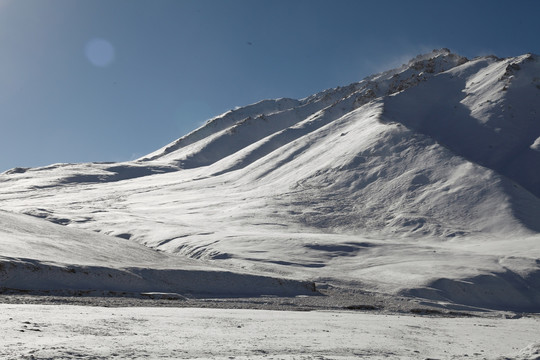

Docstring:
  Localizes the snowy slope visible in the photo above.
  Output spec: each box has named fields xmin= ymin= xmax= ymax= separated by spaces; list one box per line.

xmin=1 ymin=49 xmax=539 ymax=310
xmin=0 ymin=210 xmax=316 ymax=296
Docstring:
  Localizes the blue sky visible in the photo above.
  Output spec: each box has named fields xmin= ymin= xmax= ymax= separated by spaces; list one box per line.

xmin=1 ymin=0 xmax=539 ymax=171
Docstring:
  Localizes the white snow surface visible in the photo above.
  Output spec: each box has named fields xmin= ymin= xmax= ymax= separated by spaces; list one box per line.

xmin=0 ymin=210 xmax=315 ymax=297
xmin=1 ymin=304 xmax=540 ymax=359
xmin=1 ymin=49 xmax=540 ymax=310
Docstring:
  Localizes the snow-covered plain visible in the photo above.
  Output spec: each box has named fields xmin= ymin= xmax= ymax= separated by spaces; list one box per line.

xmin=1 ymin=304 xmax=540 ymax=360
xmin=1 ymin=49 xmax=540 ymax=358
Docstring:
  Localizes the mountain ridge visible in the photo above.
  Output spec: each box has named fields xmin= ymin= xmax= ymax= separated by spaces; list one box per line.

xmin=138 ymin=49 xmax=470 ymax=166
xmin=1 ymin=49 xmax=540 ymax=310
xmin=2 ymin=49 xmax=539 ymax=238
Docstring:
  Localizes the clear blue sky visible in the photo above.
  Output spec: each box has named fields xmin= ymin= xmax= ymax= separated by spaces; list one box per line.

xmin=1 ymin=0 xmax=539 ymax=171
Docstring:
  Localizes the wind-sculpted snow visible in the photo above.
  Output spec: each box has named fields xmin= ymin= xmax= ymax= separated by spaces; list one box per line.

xmin=0 ymin=211 xmax=316 ymax=296
xmin=140 ymin=97 xmax=302 ymax=162
xmin=1 ymin=49 xmax=539 ymax=311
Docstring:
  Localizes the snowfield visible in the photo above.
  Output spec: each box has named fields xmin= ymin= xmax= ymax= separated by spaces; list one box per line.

xmin=1 ymin=304 xmax=540 ymax=360
xmin=0 ymin=210 xmax=316 ymax=297
xmin=1 ymin=49 xmax=540 ymax=358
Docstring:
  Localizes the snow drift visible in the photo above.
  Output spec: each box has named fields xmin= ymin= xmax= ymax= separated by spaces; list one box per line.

xmin=0 ymin=210 xmax=316 ymax=297
xmin=1 ymin=49 xmax=539 ymax=310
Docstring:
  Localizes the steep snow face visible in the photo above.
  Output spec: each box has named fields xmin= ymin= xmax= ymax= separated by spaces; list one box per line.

xmin=1 ymin=49 xmax=540 ymax=309
xmin=383 ymin=53 xmax=540 ymax=198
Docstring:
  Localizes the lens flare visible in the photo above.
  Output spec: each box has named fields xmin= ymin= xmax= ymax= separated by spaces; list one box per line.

xmin=85 ymin=38 xmax=115 ymax=67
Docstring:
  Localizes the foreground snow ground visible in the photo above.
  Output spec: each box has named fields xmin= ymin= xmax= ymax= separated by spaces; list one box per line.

xmin=1 ymin=304 xmax=539 ymax=360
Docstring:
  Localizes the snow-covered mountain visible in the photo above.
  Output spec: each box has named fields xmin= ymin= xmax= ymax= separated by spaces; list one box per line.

xmin=1 ymin=49 xmax=540 ymax=311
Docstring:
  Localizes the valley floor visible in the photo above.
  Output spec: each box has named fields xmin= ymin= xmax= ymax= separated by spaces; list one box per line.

xmin=1 ymin=293 xmax=539 ymax=360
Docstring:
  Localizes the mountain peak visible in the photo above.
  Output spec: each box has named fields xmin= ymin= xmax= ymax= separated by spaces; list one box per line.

xmin=1 ymin=50 xmax=540 ymax=311
xmin=405 ymin=48 xmax=468 ymax=73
